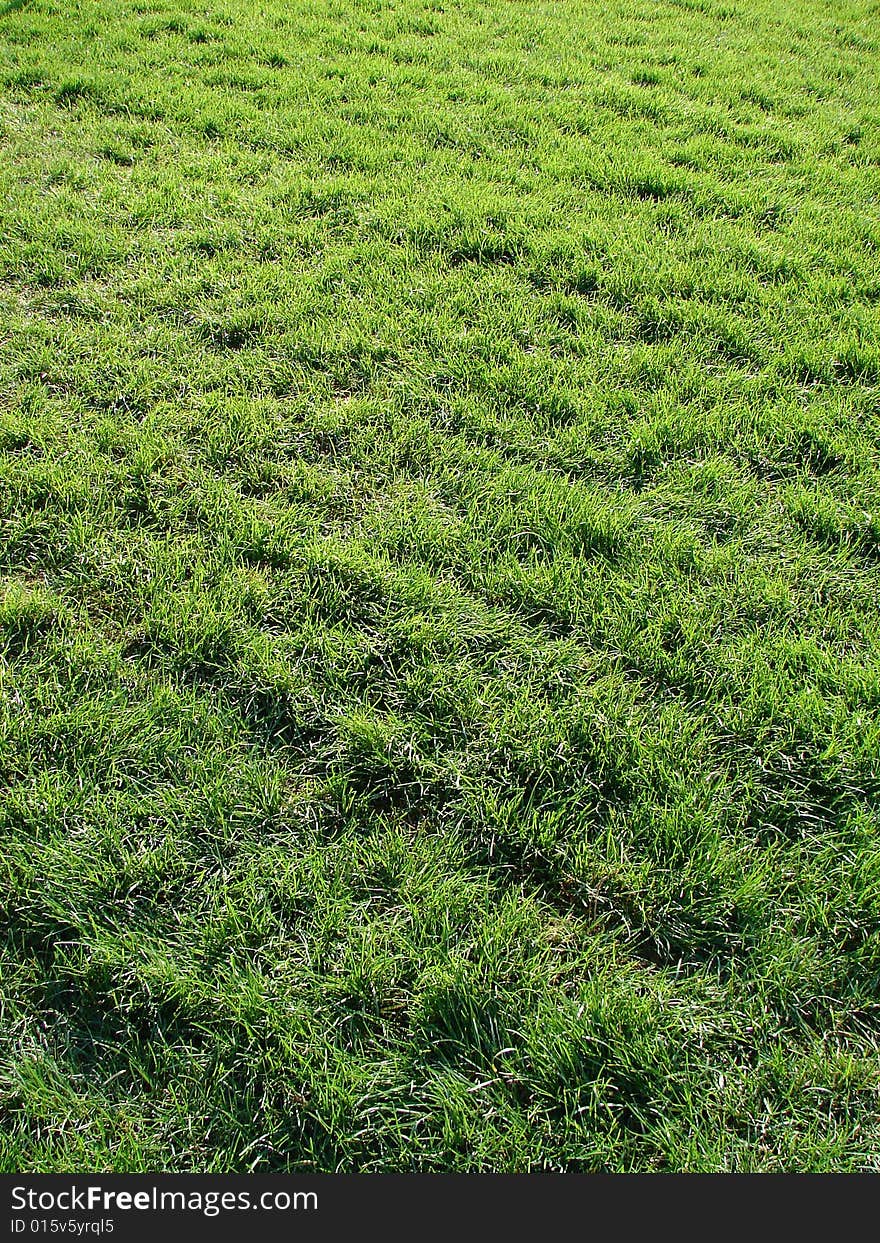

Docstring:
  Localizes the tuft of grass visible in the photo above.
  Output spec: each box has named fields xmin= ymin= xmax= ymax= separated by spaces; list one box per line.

xmin=1 ymin=0 xmax=879 ymax=1173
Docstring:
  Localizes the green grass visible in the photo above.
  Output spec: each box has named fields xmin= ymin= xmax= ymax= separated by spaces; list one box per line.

xmin=1 ymin=0 xmax=879 ymax=1173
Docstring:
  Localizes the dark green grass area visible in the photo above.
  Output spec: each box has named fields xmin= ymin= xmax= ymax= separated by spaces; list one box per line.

xmin=1 ymin=0 xmax=880 ymax=1171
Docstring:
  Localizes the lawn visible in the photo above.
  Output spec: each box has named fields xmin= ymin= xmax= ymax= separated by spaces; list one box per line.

xmin=0 ymin=0 xmax=879 ymax=1172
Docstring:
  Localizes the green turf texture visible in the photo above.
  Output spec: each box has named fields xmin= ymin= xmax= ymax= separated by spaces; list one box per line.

xmin=1 ymin=0 xmax=879 ymax=1173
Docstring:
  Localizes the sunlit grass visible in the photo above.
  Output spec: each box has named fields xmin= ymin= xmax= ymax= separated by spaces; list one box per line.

xmin=1 ymin=0 xmax=879 ymax=1171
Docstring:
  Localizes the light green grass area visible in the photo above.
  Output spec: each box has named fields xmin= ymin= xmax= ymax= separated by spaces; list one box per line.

xmin=1 ymin=0 xmax=879 ymax=1172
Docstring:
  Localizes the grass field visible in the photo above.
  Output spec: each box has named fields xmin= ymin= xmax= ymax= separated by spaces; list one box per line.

xmin=1 ymin=0 xmax=879 ymax=1173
